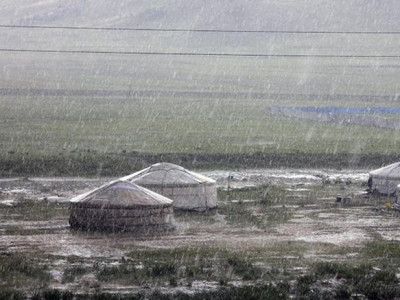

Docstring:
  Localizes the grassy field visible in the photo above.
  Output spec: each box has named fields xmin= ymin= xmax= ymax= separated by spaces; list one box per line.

xmin=2 ymin=51 xmax=400 ymax=175
xmin=2 ymin=94 xmax=400 ymax=175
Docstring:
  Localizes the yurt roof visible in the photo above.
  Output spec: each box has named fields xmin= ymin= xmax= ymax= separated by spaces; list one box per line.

xmin=70 ymin=180 xmax=173 ymax=208
xmin=369 ymin=162 xmax=400 ymax=179
xmin=121 ymin=162 xmax=215 ymax=187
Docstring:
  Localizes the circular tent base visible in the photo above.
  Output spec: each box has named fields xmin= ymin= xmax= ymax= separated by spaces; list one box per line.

xmin=69 ymin=217 xmax=176 ymax=233
xmin=69 ymin=180 xmax=175 ymax=233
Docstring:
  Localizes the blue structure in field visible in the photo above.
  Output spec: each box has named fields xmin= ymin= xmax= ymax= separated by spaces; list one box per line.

xmin=291 ymin=107 xmax=400 ymax=115
xmin=268 ymin=106 xmax=400 ymax=130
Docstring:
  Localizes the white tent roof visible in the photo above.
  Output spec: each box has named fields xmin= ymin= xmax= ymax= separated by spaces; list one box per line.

xmin=369 ymin=162 xmax=400 ymax=180
xmin=70 ymin=180 xmax=173 ymax=208
xmin=121 ymin=162 xmax=215 ymax=186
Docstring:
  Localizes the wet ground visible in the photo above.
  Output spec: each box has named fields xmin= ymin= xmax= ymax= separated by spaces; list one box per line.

xmin=0 ymin=168 xmax=369 ymax=203
xmin=0 ymin=169 xmax=399 ymax=296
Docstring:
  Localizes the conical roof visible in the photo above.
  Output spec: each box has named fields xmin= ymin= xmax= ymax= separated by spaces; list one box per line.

xmin=369 ymin=162 xmax=400 ymax=180
xmin=121 ymin=162 xmax=215 ymax=187
xmin=70 ymin=180 xmax=173 ymax=208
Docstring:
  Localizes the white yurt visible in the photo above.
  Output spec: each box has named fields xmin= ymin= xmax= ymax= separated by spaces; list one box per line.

xmin=121 ymin=163 xmax=218 ymax=211
xmin=368 ymin=162 xmax=400 ymax=195
xmin=69 ymin=180 xmax=175 ymax=231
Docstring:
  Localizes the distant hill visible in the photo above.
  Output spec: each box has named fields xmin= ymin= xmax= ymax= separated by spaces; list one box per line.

xmin=1 ymin=0 xmax=400 ymax=31
xmin=1 ymin=1 xmax=400 ymax=96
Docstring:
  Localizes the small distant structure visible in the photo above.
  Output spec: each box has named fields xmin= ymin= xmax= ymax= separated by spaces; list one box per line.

xmin=336 ymin=180 xmax=351 ymax=206
xmin=121 ymin=162 xmax=217 ymax=211
xmin=368 ymin=162 xmax=400 ymax=195
xmin=69 ymin=180 xmax=175 ymax=232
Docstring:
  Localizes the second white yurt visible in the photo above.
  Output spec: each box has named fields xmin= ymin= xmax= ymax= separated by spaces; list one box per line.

xmin=69 ymin=180 xmax=175 ymax=232
xmin=368 ymin=162 xmax=400 ymax=195
xmin=121 ymin=163 xmax=218 ymax=211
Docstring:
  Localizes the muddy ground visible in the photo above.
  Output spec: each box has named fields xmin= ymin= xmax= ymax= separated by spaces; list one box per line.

xmin=1 ymin=169 xmax=399 ymax=298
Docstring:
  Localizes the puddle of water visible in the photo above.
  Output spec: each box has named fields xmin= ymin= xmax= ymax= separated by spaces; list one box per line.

xmin=203 ymin=169 xmax=369 ymax=188
xmin=285 ymin=188 xmax=311 ymax=192
xmin=0 ymin=200 xmax=14 ymax=206
xmin=297 ymin=229 xmax=368 ymax=246
xmin=8 ymin=189 xmax=31 ymax=194
xmin=230 ymin=199 xmax=258 ymax=203
xmin=271 ymin=205 xmax=299 ymax=209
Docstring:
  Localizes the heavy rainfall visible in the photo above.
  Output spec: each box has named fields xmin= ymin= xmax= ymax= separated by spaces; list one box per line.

xmin=1 ymin=1 xmax=400 ymax=299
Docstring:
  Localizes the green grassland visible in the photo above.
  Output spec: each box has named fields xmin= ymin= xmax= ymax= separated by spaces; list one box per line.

xmin=1 ymin=44 xmax=400 ymax=175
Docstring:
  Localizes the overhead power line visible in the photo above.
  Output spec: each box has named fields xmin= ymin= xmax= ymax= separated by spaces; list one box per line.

xmin=1 ymin=24 xmax=400 ymax=35
xmin=0 ymin=48 xmax=399 ymax=58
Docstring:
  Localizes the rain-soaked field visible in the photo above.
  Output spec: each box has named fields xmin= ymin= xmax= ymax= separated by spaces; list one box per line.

xmin=1 ymin=169 xmax=400 ymax=298
xmin=2 ymin=53 xmax=400 ymax=176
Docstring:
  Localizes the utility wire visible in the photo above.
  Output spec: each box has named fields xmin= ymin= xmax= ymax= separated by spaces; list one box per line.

xmin=0 ymin=48 xmax=399 ymax=58
xmin=1 ymin=24 xmax=400 ymax=35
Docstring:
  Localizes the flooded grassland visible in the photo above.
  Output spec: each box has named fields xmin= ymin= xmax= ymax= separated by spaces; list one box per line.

xmin=1 ymin=169 xmax=400 ymax=298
